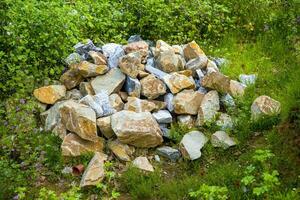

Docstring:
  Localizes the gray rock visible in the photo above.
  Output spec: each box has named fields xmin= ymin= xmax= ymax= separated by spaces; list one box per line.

xmin=177 ymin=115 xmax=195 ymax=129
xmin=64 ymin=53 xmax=83 ymax=65
xmin=102 ymin=43 xmax=122 ymax=58
xmin=164 ymin=93 xmax=174 ymax=112
xmin=79 ymin=82 xmax=95 ymax=96
xmin=239 ymin=74 xmax=257 ymax=86
xmin=216 ymin=113 xmax=233 ymax=130
xmin=221 ymin=93 xmax=235 ymax=108
xmin=154 ymin=155 xmax=160 ymax=162
xmin=152 ymin=110 xmax=172 ymax=123
xmin=125 ymin=76 xmax=141 ymax=97
xmin=186 ymin=55 xmax=208 ymax=74
xmin=160 ymin=127 xmax=171 ymax=139
xmin=74 ymin=39 xmax=100 ymax=59
xmin=251 ymin=95 xmax=281 ymax=120
xmin=212 ymin=57 xmax=228 ymax=68
xmin=211 ymin=131 xmax=236 ymax=149
xmin=65 ymin=89 xmax=82 ymax=101
xmin=145 ymin=63 xmax=167 ymax=80
xmin=156 ymin=146 xmax=181 ymax=162
xmin=206 ymin=60 xmax=219 ymax=74
xmin=128 ymin=35 xmax=143 ymax=43
xmin=108 ymin=46 xmax=125 ymax=68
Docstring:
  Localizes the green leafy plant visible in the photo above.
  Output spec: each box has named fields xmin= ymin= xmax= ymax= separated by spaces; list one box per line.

xmin=189 ymin=184 xmax=228 ymax=200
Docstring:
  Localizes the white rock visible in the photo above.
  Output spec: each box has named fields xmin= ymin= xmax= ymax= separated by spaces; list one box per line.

xmin=239 ymin=74 xmax=257 ymax=86
xmin=152 ymin=110 xmax=173 ymax=123
xmin=133 ymin=156 xmax=154 ymax=172
xmin=211 ymin=131 xmax=236 ymax=149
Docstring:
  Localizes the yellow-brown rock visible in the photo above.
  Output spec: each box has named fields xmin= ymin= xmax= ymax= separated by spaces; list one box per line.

xmin=163 ymin=72 xmax=195 ymax=94
xmin=77 ymin=61 xmax=108 ymax=77
xmin=201 ymin=72 xmax=231 ymax=94
xmin=109 ymin=93 xmax=124 ymax=112
xmin=141 ymin=74 xmax=166 ymax=99
xmin=108 ymin=140 xmax=134 ymax=162
xmin=173 ymin=90 xmax=204 ymax=115
xmin=124 ymin=97 xmax=156 ymax=113
xmin=33 ymin=85 xmax=66 ymax=104
xmin=88 ymin=51 xmax=107 ymax=65
xmin=183 ymin=41 xmax=205 ymax=61
xmin=96 ymin=116 xmax=114 ymax=139
xmin=60 ymin=68 xmax=84 ymax=90
xmin=251 ymin=95 xmax=281 ymax=119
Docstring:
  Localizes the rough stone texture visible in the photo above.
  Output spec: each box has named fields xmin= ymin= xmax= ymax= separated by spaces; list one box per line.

xmin=177 ymin=115 xmax=195 ymax=129
xmin=91 ymin=68 xmax=125 ymax=95
xmin=96 ymin=116 xmax=114 ymax=139
xmin=201 ymin=72 xmax=231 ymax=94
xmin=183 ymin=41 xmax=205 ymax=61
xmin=221 ymin=93 xmax=235 ymax=108
xmin=65 ymin=52 xmax=83 ymax=66
xmin=74 ymin=39 xmax=100 ymax=59
xmin=138 ymin=70 xmax=149 ymax=79
xmin=156 ymin=50 xmax=185 ymax=73
xmin=154 ymin=40 xmax=173 ymax=57
xmin=124 ymin=97 xmax=156 ymax=113
xmin=108 ymin=46 xmax=125 ymax=68
xmin=145 ymin=59 xmax=168 ymax=79
xmin=34 ymin=85 xmax=66 ymax=104
xmin=88 ymin=51 xmax=107 ymax=65
xmin=251 ymin=95 xmax=281 ymax=119
xmin=118 ymin=91 xmax=128 ymax=102
xmin=141 ymin=74 xmax=166 ymax=99
xmin=60 ymin=100 xmax=97 ymax=141
xmin=152 ymin=110 xmax=172 ymax=123
xmin=173 ymin=90 xmax=204 ymax=115
xmin=164 ymin=93 xmax=174 ymax=112
xmin=125 ymin=76 xmax=141 ymax=97
xmin=60 ymin=68 xmax=84 ymax=90
xmin=172 ymin=45 xmax=183 ymax=55
xmin=196 ymin=90 xmax=220 ymax=126
xmin=211 ymin=131 xmax=236 ymax=149
xmin=102 ymin=43 xmax=121 ymax=58
xmin=216 ymin=113 xmax=233 ymax=130
xmin=61 ymin=133 xmax=104 ymax=156
xmin=79 ymin=82 xmax=95 ymax=96
xmin=109 ymin=93 xmax=124 ymax=112
xmin=80 ymin=152 xmax=108 ymax=187
xmin=149 ymin=100 xmax=167 ymax=112
xmin=65 ymin=89 xmax=82 ymax=101
xmin=111 ymin=111 xmax=163 ymax=148
xmin=229 ymin=80 xmax=246 ymax=97
xmin=128 ymin=35 xmax=142 ymax=43
xmin=108 ymin=140 xmax=134 ymax=162
xmin=163 ymin=72 xmax=195 ymax=94
xmin=132 ymin=156 xmax=154 ymax=172
xmin=186 ymin=55 xmax=208 ymax=74
xmin=156 ymin=146 xmax=181 ymax=162
xmin=119 ymin=52 xmax=143 ymax=78
xmin=77 ymin=61 xmax=108 ymax=77
xmin=179 ymin=131 xmax=208 ymax=160
xmin=239 ymin=74 xmax=256 ymax=86
xmin=123 ymin=40 xmax=149 ymax=62
xmin=206 ymin=59 xmax=219 ymax=74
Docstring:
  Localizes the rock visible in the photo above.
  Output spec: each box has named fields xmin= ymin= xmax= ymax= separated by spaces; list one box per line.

xmin=201 ymin=72 xmax=231 ymax=94
xmin=65 ymin=89 xmax=82 ymax=101
xmin=156 ymin=146 xmax=181 ymax=162
xmin=156 ymin=50 xmax=185 ymax=73
xmin=141 ymin=74 xmax=166 ymax=99
xmin=183 ymin=41 xmax=205 ymax=61
xmin=74 ymin=39 xmax=100 ymax=59
xmin=220 ymin=93 xmax=235 ymax=108
xmin=164 ymin=93 xmax=174 ymax=112
xmin=96 ymin=116 xmax=114 ymax=139
xmin=109 ymin=93 xmax=124 ymax=112
xmin=212 ymin=57 xmax=228 ymax=67
xmin=160 ymin=127 xmax=171 ymax=139
xmin=91 ymin=68 xmax=125 ymax=95
xmin=124 ymin=76 xmax=141 ymax=97
xmin=132 ymin=156 xmax=154 ymax=172
xmin=216 ymin=113 xmax=233 ymax=130
xmin=251 ymin=95 xmax=281 ymax=119
xmin=152 ymin=110 xmax=172 ymax=123
xmin=177 ymin=115 xmax=195 ymax=128
xmin=88 ymin=51 xmax=107 ymax=65
xmin=60 ymin=100 xmax=97 ymax=141
xmin=186 ymin=55 xmax=208 ymax=74
xmin=61 ymin=133 xmax=104 ymax=156
xmin=79 ymin=82 xmax=95 ymax=96
xmin=196 ymin=69 xmax=205 ymax=81
xmin=108 ymin=140 xmax=134 ymax=162
xmin=118 ymin=91 xmax=128 ymax=102
xmin=65 ymin=53 xmax=83 ymax=65
xmin=239 ymin=74 xmax=256 ymax=86
xmin=172 ymin=45 xmax=183 ymax=55
xmin=163 ymin=72 xmax=195 ymax=94
xmin=60 ymin=68 xmax=84 ymax=90
xmin=154 ymin=40 xmax=173 ymax=57
xmin=77 ymin=61 xmax=108 ymax=77
xmin=229 ymin=80 xmax=246 ymax=97
xmin=119 ymin=52 xmax=143 ymax=78
xmin=102 ymin=43 xmax=122 ymax=58
xmin=111 ymin=111 xmax=163 ymax=147
xmin=196 ymin=90 xmax=220 ymax=126
xmin=108 ymin=46 xmax=125 ymax=68
xmin=80 ymin=152 xmax=108 ymax=187
xmin=179 ymin=131 xmax=208 ymax=160
xmin=173 ymin=90 xmax=204 ymax=115
xmin=138 ymin=70 xmax=149 ymax=79
xmin=145 ymin=63 xmax=168 ymax=79
xmin=123 ymin=41 xmax=148 ymax=62
xmin=128 ymin=35 xmax=142 ymax=43
xmin=154 ymin=155 xmax=160 ymax=162
xmin=34 ymin=85 xmax=66 ymax=104
xmin=124 ymin=97 xmax=156 ymax=113
xmin=211 ymin=131 xmax=236 ymax=149
xmin=149 ymin=100 xmax=167 ymax=111
xmin=206 ymin=59 xmax=219 ymax=74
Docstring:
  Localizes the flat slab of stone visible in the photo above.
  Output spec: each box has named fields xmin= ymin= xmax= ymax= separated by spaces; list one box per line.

xmin=152 ymin=110 xmax=172 ymax=123
xmin=251 ymin=95 xmax=281 ymax=119
xmin=34 ymin=85 xmax=66 ymax=104
xmin=173 ymin=90 xmax=204 ymax=115
xmin=108 ymin=140 xmax=134 ymax=162
xmin=163 ymin=72 xmax=195 ymax=94
xmin=156 ymin=146 xmax=181 ymax=162
xmin=132 ymin=156 xmax=154 ymax=172
xmin=124 ymin=97 xmax=156 ymax=113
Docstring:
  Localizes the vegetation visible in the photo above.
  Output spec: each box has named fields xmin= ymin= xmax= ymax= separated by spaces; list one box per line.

xmin=0 ymin=0 xmax=299 ymax=199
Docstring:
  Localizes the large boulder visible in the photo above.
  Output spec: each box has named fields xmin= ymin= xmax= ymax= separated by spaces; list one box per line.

xmin=211 ymin=131 xmax=236 ymax=149
xmin=60 ymin=100 xmax=97 ymax=141
xmin=34 ymin=85 xmax=66 ymax=104
xmin=91 ymin=68 xmax=125 ymax=95
xmin=141 ymin=74 xmax=166 ymax=99
xmin=77 ymin=61 xmax=108 ymax=77
xmin=124 ymin=97 xmax=156 ymax=113
xmin=179 ymin=131 xmax=208 ymax=160
xmin=173 ymin=90 xmax=204 ymax=115
xmin=163 ymin=72 xmax=195 ymax=94
xmin=183 ymin=41 xmax=205 ymax=61
xmin=61 ymin=133 xmax=104 ymax=156
xmin=251 ymin=95 xmax=281 ymax=119
xmin=111 ymin=111 xmax=163 ymax=148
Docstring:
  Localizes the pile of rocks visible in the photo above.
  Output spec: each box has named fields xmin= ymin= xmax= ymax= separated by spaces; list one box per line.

xmin=34 ymin=37 xmax=281 ymax=187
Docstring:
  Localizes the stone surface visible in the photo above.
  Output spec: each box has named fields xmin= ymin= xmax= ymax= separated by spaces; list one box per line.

xmin=229 ymin=80 xmax=246 ymax=97
xmin=183 ymin=41 xmax=205 ymax=61
xmin=251 ymin=95 xmax=281 ymax=119
xmin=164 ymin=93 xmax=174 ymax=112
xmin=123 ymin=41 xmax=149 ymax=62
xmin=77 ymin=61 xmax=108 ymax=77
xmin=132 ymin=156 xmax=154 ymax=172
xmin=221 ymin=93 xmax=235 ymax=108
xmin=108 ymin=140 xmax=134 ymax=162
xmin=177 ymin=115 xmax=195 ymax=129
xmin=211 ymin=131 xmax=236 ymax=149
xmin=60 ymin=68 xmax=84 ymax=90
xmin=179 ymin=131 xmax=208 ymax=160
xmin=109 ymin=93 xmax=124 ymax=112
xmin=88 ymin=51 xmax=107 ymax=65
xmin=154 ymin=40 xmax=173 ymax=57
xmin=64 ymin=89 xmax=82 ymax=101
xmin=34 ymin=85 xmax=66 ymax=104
xmin=91 ymin=68 xmax=125 ymax=95
xmin=149 ymin=100 xmax=167 ymax=111
xmin=128 ymin=35 xmax=142 ymax=43
xmin=163 ymin=72 xmax=195 ymax=94
xmin=124 ymin=97 xmax=156 ymax=113
xmin=65 ymin=53 xmax=83 ymax=65
xmin=186 ymin=55 xmax=208 ymax=74
xmin=119 ymin=52 xmax=143 ymax=78
xmin=173 ymin=90 xmax=204 ymax=115
xmin=80 ymin=152 xmax=108 ymax=187
xmin=239 ymin=74 xmax=257 ymax=86
xmin=74 ymin=39 xmax=100 ymax=59
xmin=201 ymin=72 xmax=231 ymax=94
xmin=172 ymin=45 xmax=183 ymax=55
xmin=102 ymin=43 xmax=122 ymax=58
xmin=156 ymin=50 xmax=185 ymax=73
xmin=152 ymin=110 xmax=172 ymax=123
xmin=96 ymin=116 xmax=114 ymax=139
xmin=79 ymin=82 xmax=95 ymax=96
xmin=125 ymin=76 xmax=141 ymax=97
xmin=141 ymin=74 xmax=166 ymax=99
xmin=108 ymin=46 xmax=125 ymax=68
xmin=61 ymin=133 xmax=104 ymax=156
xmin=60 ymin=100 xmax=97 ymax=141
xmin=196 ymin=90 xmax=220 ymax=126
xmin=111 ymin=111 xmax=163 ymax=148
xmin=156 ymin=146 xmax=181 ymax=162
xmin=216 ymin=113 xmax=233 ymax=130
